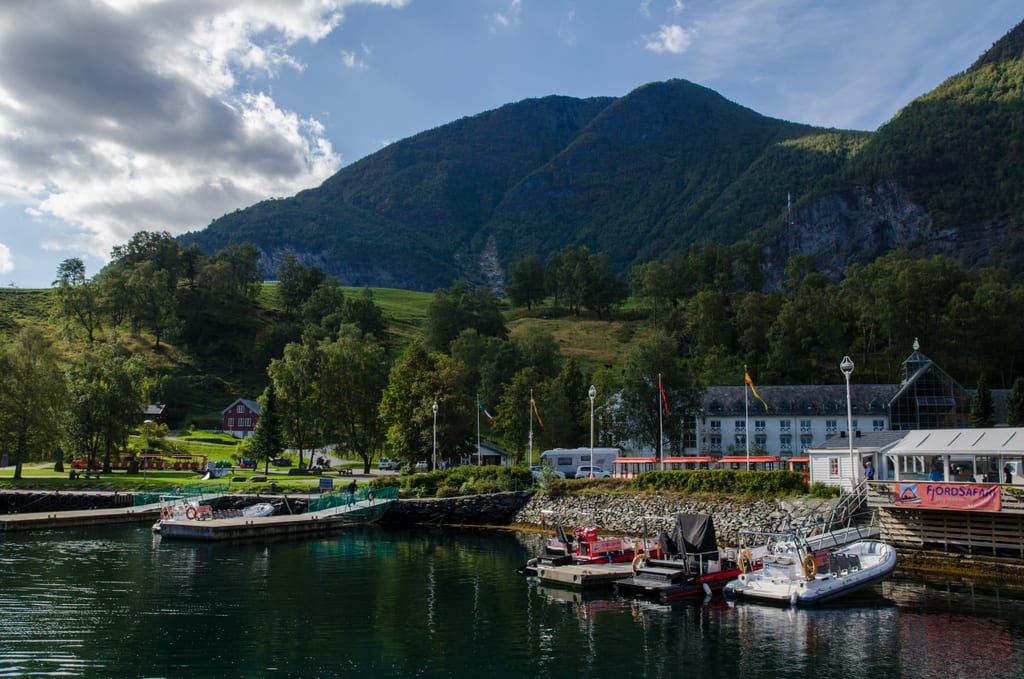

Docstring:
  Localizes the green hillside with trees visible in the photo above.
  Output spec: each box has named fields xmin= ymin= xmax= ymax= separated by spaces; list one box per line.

xmin=179 ymin=19 xmax=1024 ymax=292
xmin=4 ymin=231 xmax=1024 ymax=486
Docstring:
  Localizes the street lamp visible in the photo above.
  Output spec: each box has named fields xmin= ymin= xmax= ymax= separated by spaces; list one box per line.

xmin=588 ymin=385 xmax=597 ymax=465
xmin=143 ymin=419 xmax=154 ymax=479
xmin=840 ymin=356 xmax=855 ymax=490
xmin=432 ymin=401 xmax=438 ymax=471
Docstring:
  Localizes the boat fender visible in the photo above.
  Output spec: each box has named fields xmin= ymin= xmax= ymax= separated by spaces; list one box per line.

xmin=631 ymin=553 xmax=644 ymax=574
xmin=702 ymin=582 xmax=712 ymax=596
xmin=185 ymin=506 xmax=199 ymax=520
xmin=802 ymin=554 xmax=817 ymax=579
xmin=739 ymin=549 xmax=754 ymax=573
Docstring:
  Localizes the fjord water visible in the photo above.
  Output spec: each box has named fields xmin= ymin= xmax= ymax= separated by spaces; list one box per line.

xmin=1 ymin=526 xmax=1023 ymax=678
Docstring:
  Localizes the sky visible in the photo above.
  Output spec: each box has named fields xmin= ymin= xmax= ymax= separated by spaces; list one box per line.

xmin=0 ymin=1 xmax=1020 ymax=289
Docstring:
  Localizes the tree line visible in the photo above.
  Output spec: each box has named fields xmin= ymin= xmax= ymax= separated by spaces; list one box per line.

xmin=5 ymin=232 xmax=1024 ymax=479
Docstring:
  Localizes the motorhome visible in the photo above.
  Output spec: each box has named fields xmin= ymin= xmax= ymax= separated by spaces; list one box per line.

xmin=540 ymin=448 xmax=620 ymax=478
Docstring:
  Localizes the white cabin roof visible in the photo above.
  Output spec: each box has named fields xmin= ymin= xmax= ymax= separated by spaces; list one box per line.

xmin=888 ymin=428 xmax=1024 ymax=456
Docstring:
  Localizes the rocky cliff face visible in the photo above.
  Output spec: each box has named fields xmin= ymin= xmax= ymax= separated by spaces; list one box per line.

xmin=762 ymin=180 xmax=956 ymax=287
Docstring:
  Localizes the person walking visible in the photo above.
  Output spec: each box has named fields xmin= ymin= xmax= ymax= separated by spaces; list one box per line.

xmin=347 ymin=479 xmax=357 ymax=506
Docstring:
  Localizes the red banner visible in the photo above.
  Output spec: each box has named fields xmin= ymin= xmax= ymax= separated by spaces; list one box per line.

xmin=894 ymin=482 xmax=1002 ymax=511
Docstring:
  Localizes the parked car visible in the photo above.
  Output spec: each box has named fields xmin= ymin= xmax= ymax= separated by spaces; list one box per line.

xmin=530 ymin=465 xmax=566 ymax=480
xmin=378 ymin=458 xmax=393 ymax=470
xmin=415 ymin=461 xmax=428 ymax=471
xmin=575 ymin=465 xmax=611 ymax=479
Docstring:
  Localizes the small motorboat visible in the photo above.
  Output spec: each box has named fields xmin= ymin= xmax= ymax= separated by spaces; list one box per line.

xmin=723 ymin=532 xmax=897 ymax=607
xmin=517 ymin=513 xmax=662 ymax=578
xmin=613 ymin=513 xmax=746 ymax=602
xmin=241 ymin=502 xmax=275 ymax=518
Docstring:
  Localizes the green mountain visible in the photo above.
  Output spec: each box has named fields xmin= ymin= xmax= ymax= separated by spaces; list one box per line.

xmin=180 ymin=19 xmax=1024 ymax=290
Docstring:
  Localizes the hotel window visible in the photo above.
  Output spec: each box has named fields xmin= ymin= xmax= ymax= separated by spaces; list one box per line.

xmin=825 ymin=419 xmax=838 ymax=434
xmin=830 ymin=458 xmax=840 ymax=476
xmin=735 ymin=434 xmax=746 ymax=448
xmin=754 ymin=434 xmax=767 ymax=448
xmin=852 ymin=420 xmax=859 ymax=431
xmin=734 ymin=420 xmax=746 ymax=434
xmin=779 ymin=420 xmax=791 ymax=432
xmin=800 ymin=434 xmax=813 ymax=450
xmin=873 ymin=419 xmax=885 ymax=431
xmin=754 ymin=419 xmax=766 ymax=432
xmin=799 ymin=419 xmax=812 ymax=432
xmin=709 ymin=420 xmax=721 ymax=433
xmin=780 ymin=434 xmax=792 ymax=451
xmin=709 ymin=435 xmax=722 ymax=450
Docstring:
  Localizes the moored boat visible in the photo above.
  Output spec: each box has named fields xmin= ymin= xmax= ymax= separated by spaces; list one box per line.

xmin=517 ymin=514 xmax=662 ymax=578
xmin=723 ymin=532 xmax=897 ymax=607
xmin=613 ymin=513 xmax=745 ymax=602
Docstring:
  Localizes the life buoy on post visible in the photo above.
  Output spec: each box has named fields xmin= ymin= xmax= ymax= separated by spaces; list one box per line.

xmin=185 ymin=506 xmax=199 ymax=520
xmin=739 ymin=549 xmax=754 ymax=573
xmin=802 ymin=554 xmax=818 ymax=579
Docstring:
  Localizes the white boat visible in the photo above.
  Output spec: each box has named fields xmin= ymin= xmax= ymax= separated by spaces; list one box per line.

xmin=241 ymin=502 xmax=275 ymax=517
xmin=152 ymin=497 xmax=276 ymax=532
xmin=723 ymin=533 xmax=897 ymax=607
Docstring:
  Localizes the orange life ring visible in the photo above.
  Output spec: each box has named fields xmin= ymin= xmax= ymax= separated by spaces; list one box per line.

xmin=802 ymin=554 xmax=818 ymax=579
xmin=185 ymin=506 xmax=199 ymax=520
xmin=739 ymin=549 xmax=754 ymax=573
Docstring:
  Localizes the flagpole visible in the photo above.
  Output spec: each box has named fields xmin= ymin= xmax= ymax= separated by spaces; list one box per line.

xmin=658 ymin=373 xmax=664 ymax=471
xmin=528 ymin=389 xmax=534 ymax=467
xmin=744 ymin=364 xmax=750 ymax=471
xmin=476 ymin=393 xmax=481 ymax=466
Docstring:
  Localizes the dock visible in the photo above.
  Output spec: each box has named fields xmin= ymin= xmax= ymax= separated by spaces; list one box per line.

xmin=0 ymin=504 xmax=158 ymax=532
xmin=534 ymin=562 xmax=634 ymax=589
xmin=155 ymin=498 xmax=390 ymax=541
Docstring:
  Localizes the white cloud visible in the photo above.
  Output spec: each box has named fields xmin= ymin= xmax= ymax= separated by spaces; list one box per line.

xmin=0 ymin=242 xmax=12 ymax=273
xmin=492 ymin=0 xmax=522 ymax=31
xmin=0 ymin=0 xmax=407 ymax=264
xmin=644 ymin=24 xmax=695 ymax=54
xmin=341 ymin=45 xmax=370 ymax=69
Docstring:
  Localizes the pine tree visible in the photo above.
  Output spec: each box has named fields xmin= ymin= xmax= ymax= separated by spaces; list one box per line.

xmin=1006 ymin=378 xmax=1024 ymax=427
xmin=250 ymin=384 xmax=284 ymax=474
xmin=968 ymin=375 xmax=995 ymax=428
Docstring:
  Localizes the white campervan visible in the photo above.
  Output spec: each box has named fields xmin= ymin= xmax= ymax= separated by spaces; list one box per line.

xmin=539 ymin=447 xmax=620 ymax=479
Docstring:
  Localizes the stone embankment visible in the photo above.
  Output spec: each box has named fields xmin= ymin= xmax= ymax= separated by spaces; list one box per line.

xmin=383 ymin=491 xmax=840 ymax=546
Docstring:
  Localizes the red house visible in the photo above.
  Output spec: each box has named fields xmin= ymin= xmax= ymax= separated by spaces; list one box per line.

xmin=222 ymin=398 xmax=261 ymax=438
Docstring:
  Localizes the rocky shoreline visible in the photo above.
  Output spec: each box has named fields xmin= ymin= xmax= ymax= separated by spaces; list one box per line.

xmin=382 ymin=490 xmax=840 ymax=546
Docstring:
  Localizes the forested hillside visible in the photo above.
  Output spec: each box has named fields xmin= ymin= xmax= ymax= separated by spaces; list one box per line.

xmin=179 ymin=19 xmax=1024 ymax=292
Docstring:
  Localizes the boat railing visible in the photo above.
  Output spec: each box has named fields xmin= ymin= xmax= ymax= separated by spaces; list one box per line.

xmin=308 ymin=484 xmax=397 ymax=512
xmin=135 ymin=482 xmax=230 ymax=507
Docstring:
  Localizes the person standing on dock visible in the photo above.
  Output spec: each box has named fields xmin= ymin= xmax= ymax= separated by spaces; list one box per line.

xmin=347 ymin=479 xmax=357 ymax=506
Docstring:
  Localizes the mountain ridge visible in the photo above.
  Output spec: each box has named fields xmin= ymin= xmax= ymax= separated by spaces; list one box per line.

xmin=179 ymin=18 xmax=1024 ymax=291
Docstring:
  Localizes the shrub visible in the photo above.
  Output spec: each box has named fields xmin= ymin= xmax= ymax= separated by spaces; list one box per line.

xmin=633 ymin=470 xmax=807 ymax=496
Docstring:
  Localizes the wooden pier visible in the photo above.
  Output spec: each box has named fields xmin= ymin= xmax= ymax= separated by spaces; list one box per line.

xmin=0 ymin=505 xmax=157 ymax=532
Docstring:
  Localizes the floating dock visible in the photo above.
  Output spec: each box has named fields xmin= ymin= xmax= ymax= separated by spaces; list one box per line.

xmin=0 ymin=505 xmax=157 ymax=532
xmin=534 ymin=562 xmax=634 ymax=589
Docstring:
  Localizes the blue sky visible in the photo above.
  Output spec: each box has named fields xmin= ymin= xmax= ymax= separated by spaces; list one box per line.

xmin=0 ymin=0 xmax=1020 ymax=289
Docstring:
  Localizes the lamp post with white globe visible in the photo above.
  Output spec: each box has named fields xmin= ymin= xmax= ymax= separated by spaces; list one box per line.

xmin=840 ymin=356 xmax=856 ymax=490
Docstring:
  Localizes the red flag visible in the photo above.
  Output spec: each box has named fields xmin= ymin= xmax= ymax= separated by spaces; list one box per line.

xmin=531 ymin=394 xmax=544 ymax=429
xmin=658 ymin=375 xmax=670 ymax=415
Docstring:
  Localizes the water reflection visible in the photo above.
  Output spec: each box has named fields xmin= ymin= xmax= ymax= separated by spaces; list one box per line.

xmin=1 ymin=525 xmax=1023 ymax=678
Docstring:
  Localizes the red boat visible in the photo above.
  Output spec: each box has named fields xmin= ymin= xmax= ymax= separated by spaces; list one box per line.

xmin=517 ymin=519 xmax=663 ymax=576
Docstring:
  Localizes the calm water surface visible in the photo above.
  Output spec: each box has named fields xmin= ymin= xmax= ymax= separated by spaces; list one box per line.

xmin=1 ymin=524 xmax=1023 ymax=678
